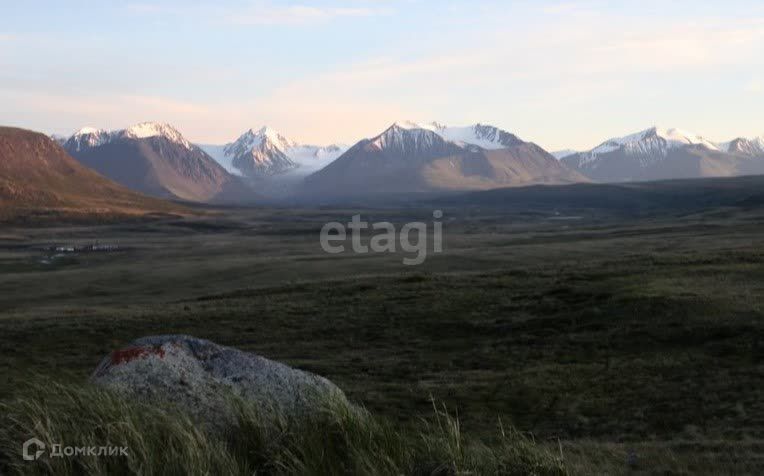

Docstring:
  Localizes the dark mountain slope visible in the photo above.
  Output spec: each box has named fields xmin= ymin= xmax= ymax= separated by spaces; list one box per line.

xmin=302 ymin=123 xmax=586 ymax=199
xmin=65 ymin=123 xmax=256 ymax=204
xmin=0 ymin=127 xmax=188 ymax=220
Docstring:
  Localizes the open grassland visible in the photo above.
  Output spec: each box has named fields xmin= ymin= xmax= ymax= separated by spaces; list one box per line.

xmin=1 ymin=204 xmax=763 ymax=474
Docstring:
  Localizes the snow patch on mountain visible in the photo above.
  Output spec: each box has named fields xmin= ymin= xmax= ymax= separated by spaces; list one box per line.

xmin=573 ymin=126 xmax=719 ymax=168
xmin=64 ymin=127 xmax=112 ymax=152
xmin=719 ymin=136 xmax=764 ymax=156
xmin=199 ymin=144 xmax=242 ymax=176
xmin=211 ymin=126 xmax=345 ymax=178
xmin=552 ymin=149 xmax=577 ymax=159
xmin=223 ymin=127 xmax=296 ymax=160
xmin=119 ymin=122 xmax=192 ymax=149
xmin=390 ymin=121 xmax=525 ymax=150
xmin=288 ymin=144 xmax=346 ymax=173
xmin=63 ymin=122 xmax=195 ymax=152
xmin=368 ymin=123 xmax=444 ymax=152
xmin=590 ymin=127 xmax=718 ymax=156
xmin=76 ymin=126 xmax=103 ymax=135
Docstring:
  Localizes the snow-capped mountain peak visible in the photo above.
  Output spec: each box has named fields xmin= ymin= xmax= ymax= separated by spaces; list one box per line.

xmin=63 ymin=126 xmax=112 ymax=152
xmin=719 ymin=135 xmax=764 ymax=156
xmin=201 ymin=127 xmax=347 ymax=179
xmin=390 ymin=121 xmax=426 ymax=131
xmin=63 ymin=122 xmax=195 ymax=152
xmin=224 ymin=126 xmax=297 ymax=158
xmin=439 ymin=123 xmax=524 ymax=150
xmin=220 ymin=127 xmax=299 ymax=177
xmin=560 ymin=125 xmax=732 ymax=181
xmin=590 ymin=126 xmax=719 ymax=156
xmin=257 ymin=126 xmax=297 ymax=149
xmin=74 ymin=126 xmax=106 ymax=136
xmin=651 ymin=127 xmax=718 ymax=150
xmin=388 ymin=121 xmax=525 ymax=150
xmin=119 ymin=122 xmax=192 ymax=149
xmin=368 ymin=122 xmax=443 ymax=151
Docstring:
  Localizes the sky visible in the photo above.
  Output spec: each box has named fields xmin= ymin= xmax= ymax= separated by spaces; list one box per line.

xmin=0 ymin=0 xmax=763 ymax=151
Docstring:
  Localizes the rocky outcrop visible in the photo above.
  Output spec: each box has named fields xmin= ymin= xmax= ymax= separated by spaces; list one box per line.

xmin=91 ymin=335 xmax=347 ymax=429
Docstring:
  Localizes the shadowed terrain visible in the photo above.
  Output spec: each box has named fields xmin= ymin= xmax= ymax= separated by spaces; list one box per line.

xmin=1 ymin=180 xmax=763 ymax=472
xmin=68 ymin=134 xmax=255 ymax=204
xmin=0 ymin=127 xmax=190 ymax=222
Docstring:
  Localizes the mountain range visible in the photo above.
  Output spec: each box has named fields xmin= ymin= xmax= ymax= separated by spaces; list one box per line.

xmin=63 ymin=123 xmax=254 ymax=203
xmin=0 ymin=127 xmax=187 ymax=221
xmin=200 ymin=127 xmax=346 ymax=179
xmin=4 ymin=120 xmax=759 ymax=209
xmin=302 ymin=121 xmax=586 ymax=198
xmin=560 ymin=127 xmax=764 ymax=183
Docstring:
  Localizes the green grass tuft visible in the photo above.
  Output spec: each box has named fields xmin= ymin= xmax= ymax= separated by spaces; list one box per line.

xmin=0 ymin=379 xmax=567 ymax=476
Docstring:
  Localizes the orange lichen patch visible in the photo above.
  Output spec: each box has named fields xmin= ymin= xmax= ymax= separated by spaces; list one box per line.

xmin=110 ymin=345 xmax=166 ymax=365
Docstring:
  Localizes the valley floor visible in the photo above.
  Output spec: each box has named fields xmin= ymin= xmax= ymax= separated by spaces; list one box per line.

xmin=0 ymin=204 xmax=762 ymax=474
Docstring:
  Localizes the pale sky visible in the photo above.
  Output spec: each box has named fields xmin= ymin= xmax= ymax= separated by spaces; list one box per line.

xmin=1 ymin=0 xmax=763 ymax=150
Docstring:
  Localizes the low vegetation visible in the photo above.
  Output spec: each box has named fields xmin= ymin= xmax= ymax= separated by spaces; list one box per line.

xmin=0 ymin=380 xmax=566 ymax=475
xmin=1 ymin=203 xmax=762 ymax=474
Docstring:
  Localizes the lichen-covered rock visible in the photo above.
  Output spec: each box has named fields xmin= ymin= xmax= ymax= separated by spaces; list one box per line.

xmin=91 ymin=335 xmax=347 ymax=429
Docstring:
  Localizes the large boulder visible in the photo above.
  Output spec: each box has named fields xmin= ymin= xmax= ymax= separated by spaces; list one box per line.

xmin=90 ymin=335 xmax=347 ymax=429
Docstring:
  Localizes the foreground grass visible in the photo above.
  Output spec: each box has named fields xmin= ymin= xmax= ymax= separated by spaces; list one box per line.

xmin=0 ymin=380 xmax=566 ymax=476
xmin=4 ymin=382 xmax=759 ymax=475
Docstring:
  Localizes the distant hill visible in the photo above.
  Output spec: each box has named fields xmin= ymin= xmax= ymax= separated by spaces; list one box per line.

xmin=0 ymin=126 xmax=188 ymax=221
xmin=430 ymin=173 xmax=764 ymax=215
xmin=63 ymin=123 xmax=256 ymax=204
xmin=301 ymin=122 xmax=587 ymax=199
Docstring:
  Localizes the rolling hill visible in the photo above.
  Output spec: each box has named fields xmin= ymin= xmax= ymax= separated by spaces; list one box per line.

xmin=430 ymin=173 xmax=764 ymax=215
xmin=0 ymin=126 xmax=188 ymax=221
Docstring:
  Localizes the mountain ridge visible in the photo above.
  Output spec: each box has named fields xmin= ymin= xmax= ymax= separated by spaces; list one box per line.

xmin=0 ymin=126 xmax=188 ymax=221
xmin=561 ymin=126 xmax=764 ymax=182
xmin=63 ymin=122 xmax=255 ymax=203
xmin=302 ymin=122 xmax=587 ymax=198
xmin=201 ymin=126 xmax=346 ymax=178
